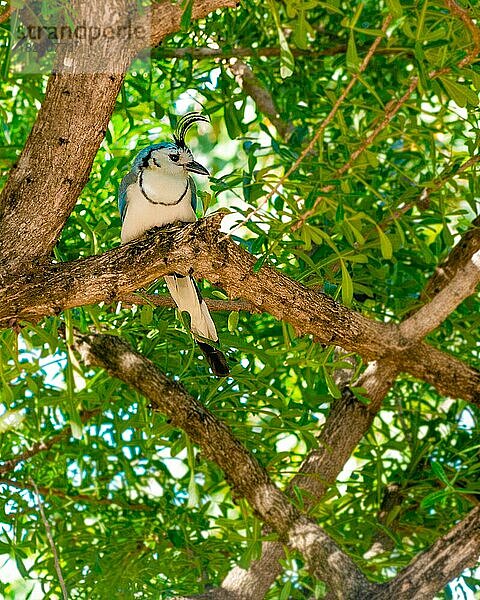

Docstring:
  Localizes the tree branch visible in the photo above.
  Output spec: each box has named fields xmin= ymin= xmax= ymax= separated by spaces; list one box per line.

xmin=2 ymin=216 xmax=479 ymax=404
xmin=400 ymin=248 xmax=480 ymax=340
xmin=422 ymin=216 xmax=480 ymax=302
xmin=74 ymin=331 xmax=480 ymax=600
xmin=146 ymin=0 xmax=236 ymax=49
xmin=0 ymin=409 xmax=100 ymax=476
xmin=1 ymin=477 xmax=153 ymax=512
xmin=154 ymin=45 xmax=413 ymax=61
xmin=117 ymin=292 xmax=260 ymax=313
xmin=228 ymin=59 xmax=294 ymax=140
xmin=209 ymin=361 xmax=398 ymax=599
xmin=194 ymin=205 xmax=480 ymax=598
xmin=73 ymin=330 xmax=378 ymax=599
xmin=375 ymin=507 xmax=480 ymax=599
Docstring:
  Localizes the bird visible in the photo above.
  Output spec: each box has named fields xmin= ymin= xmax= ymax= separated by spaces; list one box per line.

xmin=118 ymin=112 xmax=229 ymax=377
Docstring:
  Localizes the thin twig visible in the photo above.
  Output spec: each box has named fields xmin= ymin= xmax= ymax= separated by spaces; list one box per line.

xmin=295 ymin=76 xmax=419 ymax=228
xmin=0 ymin=409 xmax=100 ymax=475
xmin=117 ymin=292 xmax=260 ymax=313
xmin=3 ymin=477 xmax=153 ymax=511
xmin=29 ymin=477 xmax=68 ymax=600
xmin=219 ymin=14 xmax=393 ymax=241
xmin=0 ymin=5 xmax=13 ymax=25
xmin=378 ymin=152 xmax=480 ymax=231
xmin=154 ymin=44 xmax=412 ymax=60
xmin=443 ymin=0 xmax=480 ymax=67
xmin=229 ymin=59 xmax=294 ymax=140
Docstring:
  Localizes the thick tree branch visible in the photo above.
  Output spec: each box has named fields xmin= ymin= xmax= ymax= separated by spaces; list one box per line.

xmin=0 ymin=217 xmax=390 ymax=353
xmin=73 ymin=331 xmax=377 ymax=599
xmin=400 ymin=248 xmax=480 ymax=340
xmin=374 ymin=507 xmax=480 ymax=599
xmin=422 ymin=216 xmax=480 ymax=302
xmin=2 ymin=216 xmax=479 ymax=404
xmin=210 ymin=361 xmax=398 ymax=599
xmin=146 ymin=0 xmax=236 ymax=49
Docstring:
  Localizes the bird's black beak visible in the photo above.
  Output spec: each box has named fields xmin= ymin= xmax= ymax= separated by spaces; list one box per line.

xmin=185 ymin=160 xmax=210 ymax=176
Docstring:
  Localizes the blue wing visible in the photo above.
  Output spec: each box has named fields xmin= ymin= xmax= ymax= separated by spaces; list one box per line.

xmin=118 ymin=170 xmax=137 ymax=223
xmin=189 ymin=175 xmax=198 ymax=214
xmin=118 ymin=142 xmax=179 ymax=222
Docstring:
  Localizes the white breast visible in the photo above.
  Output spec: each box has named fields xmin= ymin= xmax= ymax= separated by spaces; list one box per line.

xmin=121 ymin=170 xmax=196 ymax=244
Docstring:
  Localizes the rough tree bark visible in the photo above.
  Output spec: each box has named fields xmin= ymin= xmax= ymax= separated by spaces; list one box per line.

xmin=73 ymin=331 xmax=480 ymax=600
xmin=0 ymin=0 xmax=479 ymax=598
xmin=0 ymin=0 xmax=236 ymax=275
xmin=2 ymin=217 xmax=478 ymax=404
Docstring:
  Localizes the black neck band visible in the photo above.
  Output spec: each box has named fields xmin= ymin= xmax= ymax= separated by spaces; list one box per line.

xmin=139 ymin=171 xmax=189 ymax=207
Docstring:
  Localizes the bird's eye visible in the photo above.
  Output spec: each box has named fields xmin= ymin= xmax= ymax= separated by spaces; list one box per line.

xmin=169 ymin=154 xmax=180 ymax=162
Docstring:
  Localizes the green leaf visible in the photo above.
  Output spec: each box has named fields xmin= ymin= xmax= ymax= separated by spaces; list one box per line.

xmin=228 ymin=310 xmax=240 ymax=333
xmin=376 ymin=226 xmax=393 ymax=259
xmin=341 ymin=261 xmax=353 ymax=306
xmin=140 ymin=304 xmax=153 ymax=326
xmin=323 ymin=367 xmax=342 ymax=399
xmin=347 ymin=221 xmax=366 ymax=245
xmin=431 ymin=460 xmax=451 ymax=487
xmin=439 ymin=77 xmax=479 ymax=107
xmin=268 ymin=0 xmax=295 ymax=78
xmin=347 ymin=31 xmax=359 ymax=70
xmin=386 ymin=0 xmax=403 ymax=17
xmin=280 ymin=580 xmax=292 ymax=600
xmin=421 ymin=489 xmax=449 ymax=509
xmin=64 ymin=312 xmax=84 ymax=440
xmin=335 ymin=201 xmax=344 ymax=222
xmin=180 ymin=0 xmax=194 ymax=30
xmin=187 ymin=473 xmax=200 ymax=508
xmin=292 ymin=11 xmax=310 ymax=50
xmin=224 ymin=103 xmax=243 ymax=139
xmin=278 ymin=28 xmax=295 ymax=78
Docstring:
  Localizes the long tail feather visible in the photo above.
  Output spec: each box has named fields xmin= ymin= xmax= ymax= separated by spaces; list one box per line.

xmin=197 ymin=341 xmax=230 ymax=377
xmin=165 ymin=273 xmax=229 ymax=376
xmin=165 ymin=274 xmax=217 ymax=340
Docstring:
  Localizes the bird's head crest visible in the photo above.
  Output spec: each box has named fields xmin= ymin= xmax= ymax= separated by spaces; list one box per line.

xmin=173 ymin=112 xmax=210 ymax=149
